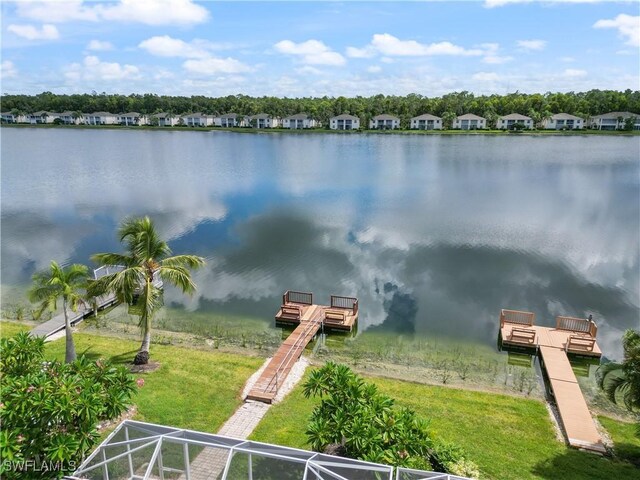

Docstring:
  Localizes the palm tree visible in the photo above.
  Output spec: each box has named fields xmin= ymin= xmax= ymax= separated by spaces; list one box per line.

xmin=597 ymin=329 xmax=640 ymax=412
xmin=90 ymin=216 xmax=205 ymax=364
xmin=29 ymin=261 xmax=89 ymax=363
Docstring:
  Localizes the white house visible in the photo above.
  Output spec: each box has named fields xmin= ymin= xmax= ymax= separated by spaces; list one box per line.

xmin=542 ymin=113 xmax=583 ymax=130
xmin=248 ymin=113 xmax=280 ymax=128
xmin=28 ymin=111 xmax=57 ymax=124
xmin=182 ymin=113 xmax=213 ymax=127
xmin=154 ymin=113 xmax=179 ymax=127
xmin=84 ymin=112 xmax=118 ymax=125
xmin=588 ymin=111 xmax=640 ymax=130
xmin=214 ymin=113 xmax=243 ymax=128
xmin=1 ymin=112 xmax=24 ymax=123
xmin=117 ymin=112 xmax=147 ymax=126
xmin=282 ymin=113 xmax=317 ymax=129
xmin=497 ymin=113 xmax=533 ymax=130
xmin=453 ymin=114 xmax=486 ymax=130
xmin=370 ymin=114 xmax=400 ymax=130
xmin=58 ymin=111 xmax=80 ymax=125
xmin=411 ymin=114 xmax=442 ymax=130
xmin=330 ymin=114 xmax=360 ymax=130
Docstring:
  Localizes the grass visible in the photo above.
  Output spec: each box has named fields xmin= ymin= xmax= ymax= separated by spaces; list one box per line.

xmin=599 ymin=416 xmax=640 ymax=467
xmin=0 ymin=320 xmax=30 ymax=337
xmin=251 ymin=371 xmax=640 ymax=480
xmin=1 ymin=321 xmax=263 ymax=433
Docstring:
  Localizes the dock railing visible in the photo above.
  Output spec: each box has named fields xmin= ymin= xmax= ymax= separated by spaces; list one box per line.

xmin=330 ymin=295 xmax=358 ymax=315
xmin=500 ymin=309 xmax=535 ymax=328
xmin=283 ymin=290 xmax=313 ymax=305
xmin=556 ymin=316 xmax=597 ymax=337
xmin=93 ymin=265 xmax=125 ymax=280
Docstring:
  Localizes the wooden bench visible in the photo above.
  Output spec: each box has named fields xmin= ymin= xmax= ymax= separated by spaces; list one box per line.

xmin=566 ymin=335 xmax=596 ymax=352
xmin=324 ymin=309 xmax=346 ymax=324
xmin=509 ymin=327 xmax=536 ymax=344
xmin=280 ymin=305 xmax=302 ymax=319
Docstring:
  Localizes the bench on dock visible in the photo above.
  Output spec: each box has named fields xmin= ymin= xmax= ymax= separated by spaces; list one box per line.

xmin=280 ymin=305 xmax=302 ymax=320
xmin=500 ymin=309 xmax=535 ymax=327
xmin=556 ymin=316 xmax=597 ymax=337
xmin=510 ymin=327 xmax=536 ymax=344
xmin=324 ymin=309 xmax=347 ymax=324
xmin=566 ymin=334 xmax=596 ymax=352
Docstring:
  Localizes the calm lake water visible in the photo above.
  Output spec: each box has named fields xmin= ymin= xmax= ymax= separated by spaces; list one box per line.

xmin=1 ymin=128 xmax=639 ymax=359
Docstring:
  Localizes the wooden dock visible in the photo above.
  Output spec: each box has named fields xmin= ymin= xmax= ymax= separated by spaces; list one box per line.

xmin=499 ymin=309 xmax=605 ymax=453
xmin=246 ymin=291 xmax=359 ymax=403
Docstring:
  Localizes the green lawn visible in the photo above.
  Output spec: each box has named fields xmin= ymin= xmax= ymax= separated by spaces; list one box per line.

xmin=1 ymin=321 xmax=263 ymax=433
xmin=251 ymin=372 xmax=640 ymax=480
xmin=0 ymin=320 xmax=30 ymax=337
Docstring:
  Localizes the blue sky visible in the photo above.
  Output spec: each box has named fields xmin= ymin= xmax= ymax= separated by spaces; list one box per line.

xmin=1 ymin=0 xmax=638 ymax=97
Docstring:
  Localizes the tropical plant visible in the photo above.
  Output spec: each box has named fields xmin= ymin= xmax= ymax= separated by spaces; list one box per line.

xmin=597 ymin=330 xmax=640 ymax=412
xmin=90 ymin=216 xmax=205 ymax=364
xmin=0 ymin=332 xmax=136 ymax=479
xmin=302 ymin=362 xmax=479 ymax=476
xmin=28 ymin=261 xmax=89 ymax=363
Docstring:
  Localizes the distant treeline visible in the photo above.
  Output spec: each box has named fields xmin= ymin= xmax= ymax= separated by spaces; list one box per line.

xmin=2 ymin=89 xmax=639 ymax=126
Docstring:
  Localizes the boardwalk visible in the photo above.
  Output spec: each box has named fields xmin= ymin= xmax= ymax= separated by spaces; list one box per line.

xmin=499 ymin=309 xmax=605 ymax=453
xmin=246 ymin=305 xmax=323 ymax=403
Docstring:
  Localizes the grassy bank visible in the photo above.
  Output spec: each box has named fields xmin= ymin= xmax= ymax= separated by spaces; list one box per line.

xmin=0 ymin=321 xmax=263 ymax=433
xmin=251 ymin=371 xmax=640 ymax=480
xmin=3 ymin=123 xmax=638 ymax=136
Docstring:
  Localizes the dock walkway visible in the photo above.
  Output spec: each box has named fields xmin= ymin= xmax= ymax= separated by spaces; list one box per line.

xmin=499 ymin=309 xmax=605 ymax=453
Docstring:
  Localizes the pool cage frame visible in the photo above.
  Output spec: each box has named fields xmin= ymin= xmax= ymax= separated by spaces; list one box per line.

xmin=66 ymin=420 xmax=470 ymax=480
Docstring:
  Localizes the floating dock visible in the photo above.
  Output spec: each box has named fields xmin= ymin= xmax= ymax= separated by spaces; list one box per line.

xmin=499 ymin=309 xmax=605 ymax=453
xmin=246 ymin=291 xmax=358 ymax=403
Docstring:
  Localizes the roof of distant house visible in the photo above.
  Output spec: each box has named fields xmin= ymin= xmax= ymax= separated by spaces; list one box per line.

xmin=591 ymin=111 xmax=638 ymax=119
xmin=455 ymin=113 xmax=485 ymax=121
xmin=285 ymin=113 xmax=311 ymax=120
xmin=499 ymin=113 xmax=532 ymax=120
xmin=219 ymin=113 xmax=238 ymax=119
xmin=183 ymin=112 xmax=209 ymax=118
xmin=331 ymin=114 xmax=359 ymax=120
xmin=249 ymin=113 xmax=273 ymax=119
xmin=549 ymin=113 xmax=582 ymax=120
xmin=85 ymin=111 xmax=114 ymax=116
xmin=372 ymin=114 xmax=399 ymax=120
xmin=411 ymin=113 xmax=441 ymax=121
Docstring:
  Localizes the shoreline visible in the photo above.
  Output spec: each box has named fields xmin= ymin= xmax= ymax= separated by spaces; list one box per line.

xmin=2 ymin=123 xmax=639 ymax=136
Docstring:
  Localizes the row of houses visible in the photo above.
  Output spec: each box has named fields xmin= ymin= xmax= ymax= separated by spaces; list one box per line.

xmin=1 ymin=110 xmax=638 ymax=131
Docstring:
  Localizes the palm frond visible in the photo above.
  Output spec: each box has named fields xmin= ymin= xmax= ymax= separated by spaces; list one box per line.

xmin=158 ymin=265 xmax=197 ymax=294
xmin=162 ymin=255 xmax=205 ymax=269
xmin=596 ymin=362 xmax=623 ymax=390
xmin=91 ymin=252 xmax=134 ymax=267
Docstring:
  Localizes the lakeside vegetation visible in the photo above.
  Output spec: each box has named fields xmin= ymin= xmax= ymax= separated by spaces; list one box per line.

xmin=1 ymin=321 xmax=638 ymax=478
xmin=2 ymin=89 xmax=639 ymax=128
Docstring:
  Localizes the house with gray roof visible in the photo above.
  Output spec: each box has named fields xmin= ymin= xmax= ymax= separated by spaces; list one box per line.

xmin=1 ymin=112 xmax=24 ymax=123
xmin=542 ymin=113 xmax=583 ymax=130
xmin=453 ymin=113 xmax=486 ymax=130
xmin=370 ymin=114 xmax=400 ymax=130
xmin=117 ymin=112 xmax=147 ymax=126
xmin=58 ymin=111 xmax=80 ymax=125
xmin=330 ymin=114 xmax=360 ymax=130
xmin=411 ymin=113 xmax=442 ymax=130
xmin=497 ymin=113 xmax=533 ymax=130
xmin=153 ymin=113 xmax=179 ymax=127
xmin=84 ymin=112 xmax=118 ymax=125
xmin=28 ymin=111 xmax=58 ymax=124
xmin=182 ymin=113 xmax=213 ymax=127
xmin=588 ymin=111 xmax=639 ymax=130
xmin=282 ymin=113 xmax=317 ymax=129
xmin=248 ymin=113 xmax=280 ymax=128
xmin=214 ymin=113 xmax=243 ymax=128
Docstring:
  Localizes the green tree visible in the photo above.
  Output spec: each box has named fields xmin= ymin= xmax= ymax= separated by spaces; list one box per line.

xmin=597 ymin=330 xmax=640 ymax=412
xmin=0 ymin=332 xmax=136 ymax=479
xmin=90 ymin=217 xmax=205 ymax=364
xmin=28 ymin=262 xmax=88 ymax=363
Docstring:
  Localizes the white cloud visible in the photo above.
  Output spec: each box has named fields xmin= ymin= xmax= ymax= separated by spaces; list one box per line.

xmin=295 ymin=66 xmax=324 ymax=75
xmin=472 ymin=72 xmax=500 ymax=82
xmin=563 ymin=68 xmax=587 ymax=77
xmin=1 ymin=60 xmax=18 ymax=80
xmin=183 ymin=57 xmax=252 ymax=76
xmin=594 ymin=14 xmax=640 ymax=47
xmin=139 ymin=36 xmax=208 ymax=58
xmin=479 ymin=43 xmax=513 ymax=64
xmin=274 ymin=40 xmax=346 ymax=66
xmin=369 ymin=33 xmax=484 ymax=56
xmin=7 ymin=24 xmax=59 ymax=41
xmin=86 ymin=40 xmax=113 ymax=51
xmin=485 ymin=0 xmax=604 ymax=7
xmin=517 ymin=39 xmax=547 ymax=51
xmin=66 ymin=55 xmax=140 ymax=82
xmin=367 ymin=65 xmax=382 ymax=73
xmin=16 ymin=0 xmax=209 ymax=26
xmin=346 ymin=46 xmax=376 ymax=58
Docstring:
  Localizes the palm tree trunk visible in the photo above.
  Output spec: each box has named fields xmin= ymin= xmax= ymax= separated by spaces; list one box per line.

xmin=133 ymin=277 xmax=154 ymax=365
xmin=63 ymin=299 xmax=77 ymax=363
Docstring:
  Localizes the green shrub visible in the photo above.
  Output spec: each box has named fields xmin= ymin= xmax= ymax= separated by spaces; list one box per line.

xmin=0 ymin=332 xmax=137 ymax=479
xmin=302 ymin=362 xmax=479 ymax=476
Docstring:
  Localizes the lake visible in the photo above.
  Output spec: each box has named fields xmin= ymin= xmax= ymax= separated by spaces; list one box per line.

xmin=1 ymin=128 xmax=638 ymax=359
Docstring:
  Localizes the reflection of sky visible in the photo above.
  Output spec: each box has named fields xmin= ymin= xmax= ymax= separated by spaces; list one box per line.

xmin=2 ymin=129 xmax=638 ymax=359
